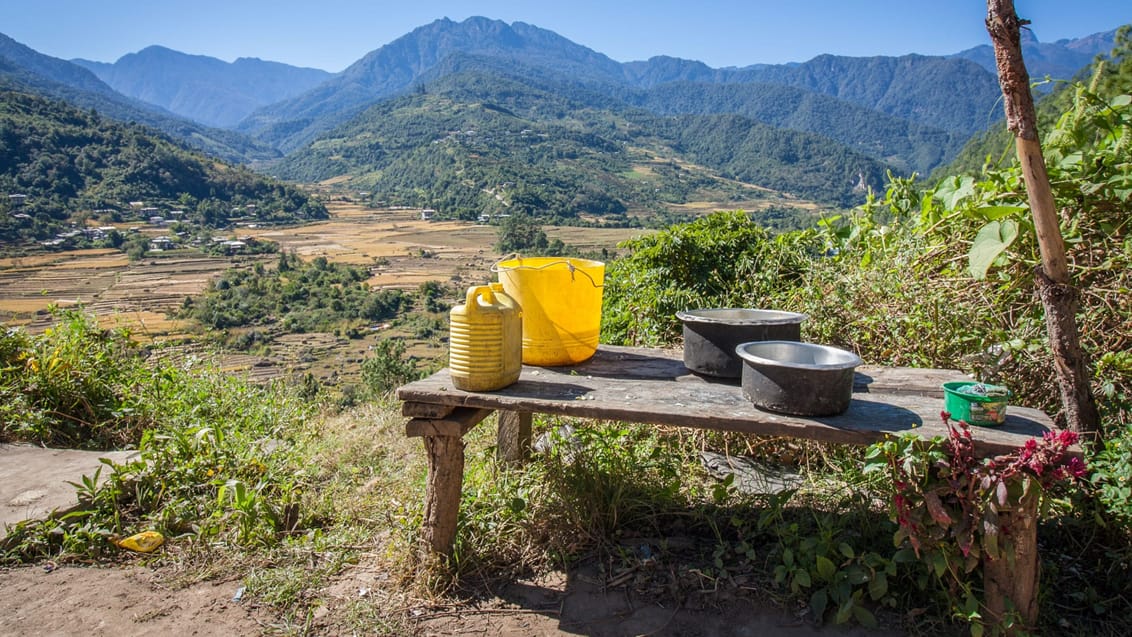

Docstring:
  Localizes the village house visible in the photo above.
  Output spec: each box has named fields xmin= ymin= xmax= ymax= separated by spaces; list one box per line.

xmin=149 ymin=236 xmax=174 ymax=251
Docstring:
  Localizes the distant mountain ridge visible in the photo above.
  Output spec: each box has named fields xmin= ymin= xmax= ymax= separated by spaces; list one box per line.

xmin=0 ymin=33 xmax=278 ymax=162
xmin=236 ymin=17 xmax=1015 ymax=153
xmin=236 ymin=17 xmax=631 ymax=151
xmin=951 ymin=27 xmax=1119 ymax=82
xmin=73 ymin=46 xmax=332 ymax=127
xmin=0 ymin=16 xmax=1125 ymax=218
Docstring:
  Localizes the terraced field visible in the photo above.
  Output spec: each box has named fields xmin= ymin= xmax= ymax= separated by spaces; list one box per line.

xmin=0 ymin=202 xmax=652 ymax=387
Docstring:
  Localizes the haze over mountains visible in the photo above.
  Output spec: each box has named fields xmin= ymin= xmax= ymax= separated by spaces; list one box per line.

xmin=1 ymin=16 xmax=1124 ymax=216
xmin=73 ymin=47 xmax=332 ymax=128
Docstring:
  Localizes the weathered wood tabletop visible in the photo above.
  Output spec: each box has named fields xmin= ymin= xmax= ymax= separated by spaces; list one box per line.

xmin=397 ymin=345 xmax=1060 ymax=456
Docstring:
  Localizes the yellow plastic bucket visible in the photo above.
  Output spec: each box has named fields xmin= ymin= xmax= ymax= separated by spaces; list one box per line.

xmin=494 ymin=256 xmax=604 ymax=366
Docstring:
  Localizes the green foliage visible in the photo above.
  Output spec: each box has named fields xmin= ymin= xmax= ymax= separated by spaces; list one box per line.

xmin=1 ymin=310 xmax=150 ymax=448
xmin=496 ymin=213 xmax=550 ymax=254
xmin=766 ymin=507 xmax=897 ymax=627
xmin=864 ymin=420 xmax=1085 ymax=633
xmin=0 ymin=311 xmax=315 ymax=561
xmin=181 ymin=252 xmax=407 ymax=336
xmin=494 ymin=212 xmax=577 ymax=256
xmin=417 ymin=280 xmax=449 ymax=314
xmin=0 ymin=89 xmax=326 ymax=247
xmin=1091 ymin=419 xmax=1132 ymax=523
xmin=601 ymin=210 xmax=810 ymax=345
xmin=359 ymin=338 xmax=422 ymax=398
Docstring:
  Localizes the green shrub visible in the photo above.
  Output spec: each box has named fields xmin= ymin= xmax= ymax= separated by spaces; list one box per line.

xmin=1 ymin=310 xmax=151 ymax=448
xmin=360 ymin=338 xmax=422 ymax=398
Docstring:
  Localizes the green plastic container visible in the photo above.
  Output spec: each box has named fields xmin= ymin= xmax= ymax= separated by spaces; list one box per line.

xmin=942 ymin=381 xmax=1012 ymax=426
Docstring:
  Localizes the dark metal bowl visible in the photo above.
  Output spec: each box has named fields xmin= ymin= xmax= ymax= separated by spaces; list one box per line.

xmin=735 ymin=341 xmax=862 ymax=416
xmin=677 ymin=309 xmax=808 ymax=378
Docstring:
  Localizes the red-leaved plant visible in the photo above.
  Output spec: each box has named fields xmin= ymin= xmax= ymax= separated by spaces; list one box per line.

xmin=864 ymin=413 xmax=1086 ymax=628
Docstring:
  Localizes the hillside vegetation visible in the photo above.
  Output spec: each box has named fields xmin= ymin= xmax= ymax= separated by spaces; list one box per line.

xmin=0 ymin=89 xmax=327 ymax=247
xmin=274 ymin=69 xmax=891 ymax=217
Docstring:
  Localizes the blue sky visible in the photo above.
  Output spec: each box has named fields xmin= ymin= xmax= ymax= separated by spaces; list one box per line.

xmin=2 ymin=1 xmax=1128 ymax=72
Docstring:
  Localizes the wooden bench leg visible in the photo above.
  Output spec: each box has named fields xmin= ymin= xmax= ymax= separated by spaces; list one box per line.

xmin=496 ymin=410 xmax=532 ymax=465
xmin=422 ymin=434 xmax=465 ymax=557
xmin=983 ymin=487 xmax=1039 ymax=633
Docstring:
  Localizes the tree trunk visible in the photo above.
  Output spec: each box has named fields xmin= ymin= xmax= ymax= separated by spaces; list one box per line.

xmin=985 ymin=0 xmax=1099 ymax=436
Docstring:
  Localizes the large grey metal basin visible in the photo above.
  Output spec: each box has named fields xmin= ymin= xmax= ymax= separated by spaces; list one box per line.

xmin=736 ymin=341 xmax=862 ymax=416
xmin=677 ymin=309 xmax=807 ymax=378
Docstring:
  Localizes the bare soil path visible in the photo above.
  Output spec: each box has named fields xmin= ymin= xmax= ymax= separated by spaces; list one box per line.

xmin=0 ymin=562 xmax=907 ymax=636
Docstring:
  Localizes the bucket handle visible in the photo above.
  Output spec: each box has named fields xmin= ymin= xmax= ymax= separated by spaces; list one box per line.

xmin=491 ymin=254 xmax=604 ymax=288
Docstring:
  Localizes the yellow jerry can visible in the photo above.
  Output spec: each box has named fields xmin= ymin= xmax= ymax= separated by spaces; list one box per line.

xmin=449 ymin=283 xmax=522 ymax=391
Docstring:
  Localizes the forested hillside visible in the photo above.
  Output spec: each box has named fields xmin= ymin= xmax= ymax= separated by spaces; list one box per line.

xmin=0 ymin=89 xmax=327 ymax=245
xmin=624 ymin=81 xmax=963 ymax=175
xmin=274 ymin=68 xmax=892 ymax=217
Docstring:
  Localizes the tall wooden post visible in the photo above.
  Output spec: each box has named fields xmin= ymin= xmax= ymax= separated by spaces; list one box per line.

xmin=985 ymin=0 xmax=1099 ymax=436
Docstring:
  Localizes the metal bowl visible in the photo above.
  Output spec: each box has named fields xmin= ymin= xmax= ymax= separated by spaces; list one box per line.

xmin=677 ymin=309 xmax=807 ymax=378
xmin=735 ymin=341 xmax=862 ymax=416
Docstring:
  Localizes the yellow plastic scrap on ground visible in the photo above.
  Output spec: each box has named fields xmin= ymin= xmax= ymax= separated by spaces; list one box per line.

xmin=113 ymin=531 xmax=165 ymax=553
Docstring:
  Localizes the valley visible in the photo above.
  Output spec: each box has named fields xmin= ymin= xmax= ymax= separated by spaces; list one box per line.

xmin=0 ymin=200 xmax=652 ymax=387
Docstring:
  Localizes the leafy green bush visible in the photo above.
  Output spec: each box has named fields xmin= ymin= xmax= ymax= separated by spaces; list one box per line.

xmin=601 ymin=210 xmax=810 ymax=345
xmin=1 ymin=310 xmax=152 ymax=449
xmin=1 ymin=311 xmax=316 ymax=562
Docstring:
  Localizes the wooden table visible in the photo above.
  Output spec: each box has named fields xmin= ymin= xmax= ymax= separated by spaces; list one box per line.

xmin=396 ymin=345 xmax=1060 ymax=556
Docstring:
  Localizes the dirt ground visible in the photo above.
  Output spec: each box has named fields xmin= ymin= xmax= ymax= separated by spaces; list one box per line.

xmin=0 ymin=560 xmax=906 ymax=636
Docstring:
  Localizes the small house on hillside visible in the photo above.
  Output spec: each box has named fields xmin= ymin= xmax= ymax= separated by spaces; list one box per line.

xmin=150 ymin=236 xmax=174 ymax=251
xmin=221 ymin=240 xmax=247 ymax=254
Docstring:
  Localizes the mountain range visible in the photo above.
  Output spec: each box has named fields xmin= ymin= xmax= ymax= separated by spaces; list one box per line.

xmin=1 ymin=17 xmax=1125 ymax=216
xmin=72 ymin=46 xmax=332 ymax=128
xmin=0 ymin=33 xmax=278 ymax=163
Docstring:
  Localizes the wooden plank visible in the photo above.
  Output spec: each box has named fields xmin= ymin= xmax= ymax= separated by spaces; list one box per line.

xmin=402 ymin=401 xmax=456 ymax=419
xmin=854 ymin=366 xmax=967 ymax=397
xmin=405 ymin=408 xmax=492 ymax=438
xmin=396 ymin=345 xmax=1071 ymax=457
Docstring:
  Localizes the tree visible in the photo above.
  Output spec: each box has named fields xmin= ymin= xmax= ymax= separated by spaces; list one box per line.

xmin=496 ymin=213 xmax=549 ymax=254
xmin=985 ymin=0 xmax=1099 ymax=436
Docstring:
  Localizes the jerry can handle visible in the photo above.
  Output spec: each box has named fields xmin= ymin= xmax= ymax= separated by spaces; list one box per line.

xmin=465 ymin=284 xmax=494 ymax=312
